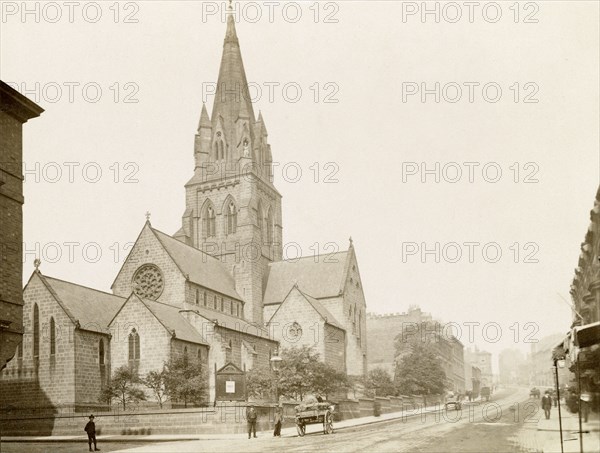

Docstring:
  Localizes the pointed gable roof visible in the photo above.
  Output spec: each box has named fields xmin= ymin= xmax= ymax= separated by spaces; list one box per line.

xmin=36 ymin=273 xmax=126 ymax=333
xmin=263 ymin=251 xmax=349 ymax=305
xmin=150 ymin=227 xmax=242 ymax=301
xmin=268 ymin=286 xmax=344 ymax=331
xmin=111 ymin=222 xmax=242 ymax=301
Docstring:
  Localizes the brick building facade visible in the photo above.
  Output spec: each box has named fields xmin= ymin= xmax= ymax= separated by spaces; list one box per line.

xmin=464 ymin=347 xmax=493 ymax=387
xmin=0 ymin=81 xmax=43 ymax=371
xmin=367 ymin=307 xmax=466 ymax=393
xmin=566 ymin=187 xmax=600 ymax=397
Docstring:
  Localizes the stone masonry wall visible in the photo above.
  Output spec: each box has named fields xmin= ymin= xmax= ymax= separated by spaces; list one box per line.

xmin=74 ymin=329 xmax=111 ymax=408
xmin=0 ymin=273 xmax=75 ymax=409
xmin=109 ymin=296 xmax=171 ymax=383
xmin=268 ymin=289 xmax=327 ymax=359
xmin=323 ymin=324 xmax=345 ymax=373
xmin=112 ymin=225 xmax=186 ymax=307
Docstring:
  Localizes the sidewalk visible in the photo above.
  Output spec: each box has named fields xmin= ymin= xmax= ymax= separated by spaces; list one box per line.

xmin=2 ymin=403 xmax=442 ymax=443
xmin=536 ymin=403 xmax=600 ymax=453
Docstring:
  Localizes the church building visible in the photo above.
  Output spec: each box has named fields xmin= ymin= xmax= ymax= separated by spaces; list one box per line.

xmin=0 ymin=11 xmax=368 ymax=411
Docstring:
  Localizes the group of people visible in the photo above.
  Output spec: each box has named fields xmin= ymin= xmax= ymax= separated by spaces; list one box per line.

xmin=83 ymin=405 xmax=285 ymax=450
xmin=246 ymin=404 xmax=284 ymax=439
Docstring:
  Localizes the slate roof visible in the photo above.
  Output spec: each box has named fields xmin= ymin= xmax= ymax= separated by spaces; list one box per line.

xmin=136 ymin=296 xmax=208 ymax=345
xmin=263 ymin=251 xmax=349 ymax=305
xmin=151 ymin=227 xmax=242 ymax=301
xmin=301 ymin=291 xmax=345 ymax=330
xmin=192 ymin=305 xmax=272 ymax=340
xmin=41 ymin=275 xmax=126 ymax=333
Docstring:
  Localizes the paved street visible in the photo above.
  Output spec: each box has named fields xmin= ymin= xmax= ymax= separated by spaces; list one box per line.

xmin=7 ymin=388 xmax=596 ymax=453
xmin=106 ymin=389 xmax=535 ymax=453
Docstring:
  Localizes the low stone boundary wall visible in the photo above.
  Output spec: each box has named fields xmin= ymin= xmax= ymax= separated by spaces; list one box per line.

xmin=0 ymin=395 xmax=440 ymax=436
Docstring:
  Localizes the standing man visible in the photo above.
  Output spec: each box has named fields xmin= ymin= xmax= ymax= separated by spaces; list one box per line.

xmin=84 ymin=414 xmax=99 ymax=451
xmin=273 ymin=405 xmax=284 ymax=437
xmin=247 ymin=405 xmax=258 ymax=439
xmin=541 ymin=391 xmax=552 ymax=420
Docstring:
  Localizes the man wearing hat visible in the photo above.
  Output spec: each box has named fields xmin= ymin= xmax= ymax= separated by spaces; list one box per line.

xmin=246 ymin=405 xmax=258 ymax=439
xmin=541 ymin=391 xmax=552 ymax=420
xmin=84 ymin=414 xmax=99 ymax=451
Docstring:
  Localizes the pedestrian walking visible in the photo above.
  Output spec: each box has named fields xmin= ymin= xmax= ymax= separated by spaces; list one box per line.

xmin=581 ymin=393 xmax=591 ymax=423
xmin=84 ymin=414 xmax=100 ymax=451
xmin=273 ymin=405 xmax=284 ymax=437
xmin=247 ymin=404 xmax=258 ymax=439
xmin=541 ymin=391 xmax=552 ymax=420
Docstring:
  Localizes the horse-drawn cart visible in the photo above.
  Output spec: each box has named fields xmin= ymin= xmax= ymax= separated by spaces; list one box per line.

xmin=294 ymin=401 xmax=335 ymax=436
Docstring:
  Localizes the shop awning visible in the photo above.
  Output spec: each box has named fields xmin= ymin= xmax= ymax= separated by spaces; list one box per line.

xmin=573 ymin=321 xmax=600 ymax=349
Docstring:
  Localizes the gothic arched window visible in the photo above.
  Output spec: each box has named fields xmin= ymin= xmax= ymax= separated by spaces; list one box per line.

xmin=256 ymin=201 xmax=263 ymax=240
xmin=203 ymin=204 xmax=216 ymax=239
xmin=358 ymin=310 xmax=362 ymax=338
xmin=50 ymin=317 xmax=56 ymax=356
xmin=33 ymin=304 xmax=40 ymax=359
xmin=99 ymin=339 xmax=105 ymax=365
xmin=265 ymin=208 xmax=273 ymax=244
xmin=214 ymin=132 xmax=225 ymax=161
xmin=226 ymin=201 xmax=237 ymax=235
xmin=128 ymin=329 xmax=140 ymax=366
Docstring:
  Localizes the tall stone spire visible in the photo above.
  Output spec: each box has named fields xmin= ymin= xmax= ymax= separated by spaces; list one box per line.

xmin=212 ymin=8 xmax=256 ymax=143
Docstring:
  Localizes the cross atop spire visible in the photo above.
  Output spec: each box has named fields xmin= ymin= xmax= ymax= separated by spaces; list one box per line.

xmin=145 ymin=211 xmax=151 ymax=222
xmin=224 ymin=3 xmax=239 ymax=45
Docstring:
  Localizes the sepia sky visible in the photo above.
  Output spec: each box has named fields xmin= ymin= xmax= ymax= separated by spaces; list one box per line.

xmin=1 ymin=1 xmax=599 ymax=365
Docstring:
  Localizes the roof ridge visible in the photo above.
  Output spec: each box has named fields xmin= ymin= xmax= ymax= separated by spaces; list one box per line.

xmin=271 ymin=250 xmax=349 ymax=265
xmin=151 ymin=226 xmax=224 ymax=264
xmin=141 ymin=297 xmax=185 ymax=310
xmin=44 ymin=275 xmax=124 ymax=299
xmin=135 ymin=294 xmax=176 ymax=336
xmin=36 ymin=273 xmax=79 ymax=325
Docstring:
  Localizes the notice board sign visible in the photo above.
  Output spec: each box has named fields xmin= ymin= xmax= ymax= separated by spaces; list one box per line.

xmin=215 ymin=362 xmax=246 ymax=401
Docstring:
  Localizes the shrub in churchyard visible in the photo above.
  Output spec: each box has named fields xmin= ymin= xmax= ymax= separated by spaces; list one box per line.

xmin=142 ymin=367 xmax=169 ymax=409
xmin=163 ymin=356 xmax=208 ymax=408
xmin=246 ymin=364 xmax=276 ymax=400
xmin=276 ymin=346 xmax=349 ymax=402
xmin=99 ymin=365 xmax=147 ymax=410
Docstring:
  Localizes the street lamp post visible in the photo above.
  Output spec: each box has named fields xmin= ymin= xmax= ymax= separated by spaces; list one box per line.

xmin=553 ymin=360 xmax=564 ymax=453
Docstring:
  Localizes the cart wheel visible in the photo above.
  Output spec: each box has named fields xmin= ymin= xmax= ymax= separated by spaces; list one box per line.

xmin=297 ymin=423 xmax=306 ymax=437
xmin=323 ymin=411 xmax=334 ymax=435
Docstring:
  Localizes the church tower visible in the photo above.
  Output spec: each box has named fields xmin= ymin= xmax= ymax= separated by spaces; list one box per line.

xmin=175 ymin=11 xmax=283 ymax=325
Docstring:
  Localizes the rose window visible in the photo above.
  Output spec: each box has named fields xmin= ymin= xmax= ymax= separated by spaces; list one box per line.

xmin=132 ymin=264 xmax=164 ymax=300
